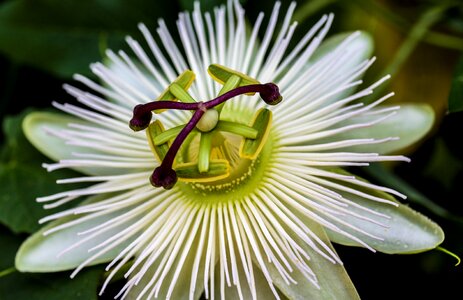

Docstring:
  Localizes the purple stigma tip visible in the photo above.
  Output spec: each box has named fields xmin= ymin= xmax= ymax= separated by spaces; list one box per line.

xmin=150 ymin=167 xmax=178 ymax=190
xmin=259 ymin=83 xmax=283 ymax=105
xmin=129 ymin=104 xmax=152 ymax=131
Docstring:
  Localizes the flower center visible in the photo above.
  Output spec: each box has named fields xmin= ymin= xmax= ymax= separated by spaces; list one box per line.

xmin=129 ymin=64 xmax=282 ymax=190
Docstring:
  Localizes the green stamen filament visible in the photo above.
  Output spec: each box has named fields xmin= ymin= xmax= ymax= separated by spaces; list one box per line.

xmin=215 ymin=121 xmax=258 ymax=139
xmin=153 ymin=124 xmax=188 ymax=146
xmin=169 ymin=83 xmax=196 ymax=103
xmin=198 ymin=132 xmax=213 ymax=173
xmin=216 ymin=74 xmax=241 ymax=112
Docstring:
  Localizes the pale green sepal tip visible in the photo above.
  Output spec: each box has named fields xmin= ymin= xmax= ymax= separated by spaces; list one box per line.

xmin=387 ymin=103 xmax=434 ymax=153
xmin=23 ymin=111 xmax=80 ymax=163
xmin=15 ymin=195 xmax=134 ymax=272
xmin=325 ymin=171 xmax=444 ymax=254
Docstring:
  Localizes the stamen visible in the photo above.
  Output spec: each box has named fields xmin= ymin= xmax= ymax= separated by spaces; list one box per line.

xmin=129 ymin=66 xmax=283 ymax=189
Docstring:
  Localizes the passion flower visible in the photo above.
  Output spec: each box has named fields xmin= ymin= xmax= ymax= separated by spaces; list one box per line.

xmin=16 ymin=1 xmax=443 ymax=299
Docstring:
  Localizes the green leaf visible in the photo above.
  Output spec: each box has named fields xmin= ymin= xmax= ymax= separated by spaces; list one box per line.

xmin=324 ymin=171 xmax=444 ymax=254
xmin=448 ymin=54 xmax=463 ymax=113
xmin=333 ymin=103 xmax=435 ymax=154
xmin=2 ymin=110 xmax=45 ymax=163
xmin=0 ymin=0 xmax=177 ymax=78
xmin=16 ymin=195 xmax=134 ymax=272
xmin=0 ymin=267 xmax=103 ymax=300
xmin=0 ymin=111 xmax=84 ymax=234
xmin=0 ymin=229 xmax=23 ymax=271
xmin=0 ymin=164 xmax=75 ymax=234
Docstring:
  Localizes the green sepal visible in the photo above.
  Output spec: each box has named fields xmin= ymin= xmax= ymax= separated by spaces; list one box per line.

xmin=146 ymin=120 xmax=170 ymax=161
xmin=240 ymin=108 xmax=272 ymax=160
xmin=176 ymin=159 xmax=230 ymax=182
xmin=333 ymin=104 xmax=435 ymax=154
xmin=324 ymin=169 xmax=445 ymax=254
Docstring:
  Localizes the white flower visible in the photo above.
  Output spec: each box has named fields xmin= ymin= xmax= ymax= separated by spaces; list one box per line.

xmin=16 ymin=1 xmax=443 ymax=299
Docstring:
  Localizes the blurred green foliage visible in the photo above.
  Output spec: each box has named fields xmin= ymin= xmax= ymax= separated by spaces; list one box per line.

xmin=0 ymin=0 xmax=180 ymax=77
xmin=448 ymin=55 xmax=463 ymax=113
xmin=0 ymin=0 xmax=462 ymax=299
